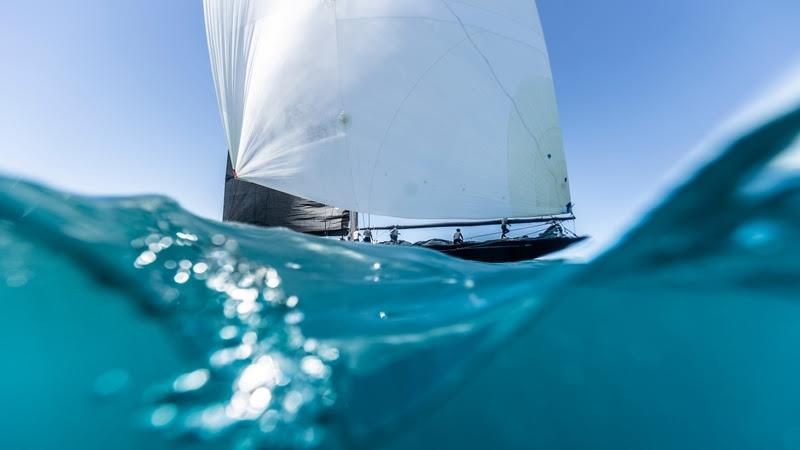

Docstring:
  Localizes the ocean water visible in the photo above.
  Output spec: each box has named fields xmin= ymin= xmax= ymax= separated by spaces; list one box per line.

xmin=1 ymin=98 xmax=799 ymax=450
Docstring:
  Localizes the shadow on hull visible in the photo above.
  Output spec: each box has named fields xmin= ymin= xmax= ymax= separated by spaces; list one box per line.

xmin=418 ymin=236 xmax=588 ymax=263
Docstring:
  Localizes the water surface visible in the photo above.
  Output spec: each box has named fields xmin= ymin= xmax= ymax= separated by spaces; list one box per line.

xmin=1 ymin=99 xmax=799 ymax=449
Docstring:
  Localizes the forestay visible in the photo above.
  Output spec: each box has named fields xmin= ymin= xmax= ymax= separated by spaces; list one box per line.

xmin=204 ymin=0 xmax=572 ymax=220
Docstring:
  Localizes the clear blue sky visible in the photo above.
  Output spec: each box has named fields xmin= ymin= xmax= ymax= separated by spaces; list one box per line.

xmin=1 ymin=1 xmax=799 ymax=257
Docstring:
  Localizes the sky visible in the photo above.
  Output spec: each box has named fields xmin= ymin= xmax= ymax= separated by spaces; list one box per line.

xmin=1 ymin=1 xmax=799 ymax=258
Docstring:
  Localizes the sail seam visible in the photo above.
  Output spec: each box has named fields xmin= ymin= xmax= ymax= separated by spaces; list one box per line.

xmin=336 ymin=17 xmax=547 ymax=56
xmin=440 ymin=0 xmax=542 ymax=153
xmin=331 ymin=3 xmax=361 ymax=212
xmin=236 ymin=12 xmax=262 ymax=173
xmin=338 ymin=15 xmax=541 ymax=36
xmin=365 ymin=37 xmax=473 ymax=214
xmin=442 ymin=0 xmax=567 ymax=212
xmin=445 ymin=0 xmax=545 ymax=39
xmin=363 ymin=22 xmax=558 ymax=215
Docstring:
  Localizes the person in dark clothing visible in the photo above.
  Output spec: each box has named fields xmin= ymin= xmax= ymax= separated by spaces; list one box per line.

xmin=541 ymin=222 xmax=564 ymax=238
xmin=363 ymin=229 xmax=373 ymax=243
xmin=501 ymin=218 xmax=510 ymax=239
xmin=390 ymin=226 xmax=400 ymax=244
xmin=453 ymin=228 xmax=464 ymax=245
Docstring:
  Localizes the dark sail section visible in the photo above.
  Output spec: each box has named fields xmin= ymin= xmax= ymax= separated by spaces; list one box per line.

xmin=224 ymin=156 xmax=350 ymax=236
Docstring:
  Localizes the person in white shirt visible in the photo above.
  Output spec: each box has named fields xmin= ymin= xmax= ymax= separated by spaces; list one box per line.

xmin=453 ymin=229 xmax=464 ymax=245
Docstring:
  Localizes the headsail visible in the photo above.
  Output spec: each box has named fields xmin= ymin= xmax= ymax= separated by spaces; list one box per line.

xmin=204 ymin=0 xmax=572 ymax=220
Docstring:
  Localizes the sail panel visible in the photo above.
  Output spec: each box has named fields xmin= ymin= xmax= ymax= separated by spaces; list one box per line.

xmin=205 ymin=0 xmax=571 ymax=220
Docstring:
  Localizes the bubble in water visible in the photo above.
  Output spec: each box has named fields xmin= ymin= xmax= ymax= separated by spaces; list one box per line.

xmin=303 ymin=339 xmax=318 ymax=353
xmin=93 ymin=369 xmax=130 ymax=398
xmin=319 ymin=347 xmax=340 ymax=362
xmin=5 ymin=272 xmax=30 ymax=288
xmin=301 ymin=357 xmax=329 ymax=379
xmin=249 ymin=387 xmax=273 ymax=412
xmin=173 ymin=369 xmax=210 ymax=393
xmin=469 ymin=293 xmax=488 ymax=308
xmin=238 ymin=356 xmax=281 ymax=392
xmin=266 ymin=269 xmax=281 ymax=289
xmin=193 ymin=262 xmax=209 ymax=275
xmin=135 ymin=250 xmax=157 ymax=267
xmin=150 ymin=404 xmax=178 ymax=428
xmin=259 ymin=410 xmax=280 ymax=433
xmin=285 ymin=311 xmax=305 ymax=325
xmin=176 ymin=231 xmax=199 ymax=242
xmin=127 ymin=224 xmax=338 ymax=449
xmin=174 ymin=272 xmax=190 ymax=284
xmin=219 ymin=325 xmax=239 ymax=340
xmin=734 ymin=220 xmax=782 ymax=253
xmin=283 ymin=391 xmax=304 ymax=415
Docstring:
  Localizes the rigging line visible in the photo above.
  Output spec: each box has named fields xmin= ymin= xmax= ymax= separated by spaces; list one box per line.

xmin=467 ymin=222 xmax=547 ymax=240
xmin=466 ymin=229 xmax=502 ymax=240
xmin=444 ymin=0 xmax=546 ymax=39
xmin=440 ymin=0 xmax=544 ymax=155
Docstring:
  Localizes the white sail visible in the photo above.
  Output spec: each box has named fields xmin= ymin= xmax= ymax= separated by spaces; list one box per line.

xmin=204 ymin=0 xmax=572 ymax=220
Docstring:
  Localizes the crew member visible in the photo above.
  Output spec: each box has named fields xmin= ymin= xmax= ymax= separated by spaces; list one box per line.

xmin=390 ymin=226 xmax=400 ymax=244
xmin=501 ymin=218 xmax=510 ymax=239
xmin=363 ymin=229 xmax=373 ymax=243
xmin=453 ymin=228 xmax=464 ymax=245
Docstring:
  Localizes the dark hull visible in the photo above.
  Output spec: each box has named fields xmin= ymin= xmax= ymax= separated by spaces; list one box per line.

xmin=419 ymin=236 xmax=587 ymax=263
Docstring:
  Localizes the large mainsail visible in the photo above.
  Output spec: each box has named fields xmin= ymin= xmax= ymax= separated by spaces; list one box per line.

xmin=204 ymin=0 xmax=572 ymax=221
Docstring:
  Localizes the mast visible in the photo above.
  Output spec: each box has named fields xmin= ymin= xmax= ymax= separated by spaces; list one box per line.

xmin=348 ymin=211 xmax=359 ymax=239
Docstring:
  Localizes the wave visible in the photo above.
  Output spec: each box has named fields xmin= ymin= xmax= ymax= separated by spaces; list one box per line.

xmin=1 ymin=94 xmax=799 ymax=449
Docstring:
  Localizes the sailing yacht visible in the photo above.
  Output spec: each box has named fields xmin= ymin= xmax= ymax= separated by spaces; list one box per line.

xmin=204 ymin=0 xmax=585 ymax=263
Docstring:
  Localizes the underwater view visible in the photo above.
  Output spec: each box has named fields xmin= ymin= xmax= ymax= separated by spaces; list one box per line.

xmin=2 ymin=88 xmax=799 ymax=449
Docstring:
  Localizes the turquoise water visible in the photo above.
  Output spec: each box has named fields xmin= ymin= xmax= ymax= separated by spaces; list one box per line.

xmin=1 ymin=99 xmax=799 ymax=449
